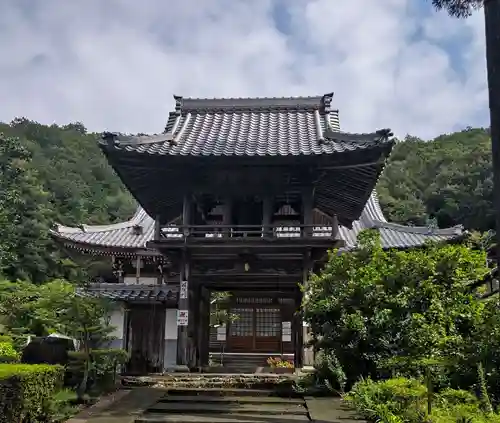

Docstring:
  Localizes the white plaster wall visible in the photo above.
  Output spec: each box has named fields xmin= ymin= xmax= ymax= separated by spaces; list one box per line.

xmin=123 ymin=276 xmax=157 ymax=285
xmin=164 ymin=309 xmax=178 ymax=340
xmin=109 ymin=305 xmax=125 ymax=340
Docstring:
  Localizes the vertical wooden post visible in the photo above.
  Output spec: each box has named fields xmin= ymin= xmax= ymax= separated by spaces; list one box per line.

xmin=135 ymin=256 xmax=141 ymax=284
xmin=295 ymin=250 xmax=312 ymax=368
xmin=222 ymin=197 xmax=233 ymax=237
xmin=262 ymin=195 xmax=273 ymax=238
xmin=293 ymin=288 xmax=304 ymax=369
xmin=182 ymin=194 xmax=192 ymax=237
xmin=154 ymin=215 xmax=161 ymax=240
xmin=302 ymin=187 xmax=314 ymax=237
xmin=176 ymin=251 xmax=189 ymax=367
xmin=123 ymin=307 xmax=130 ymax=374
xmin=198 ymin=286 xmax=210 ymax=367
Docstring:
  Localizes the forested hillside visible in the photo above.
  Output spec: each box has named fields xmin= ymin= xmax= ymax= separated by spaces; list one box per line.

xmin=0 ymin=119 xmax=135 ymax=283
xmin=0 ymin=120 xmax=494 ymax=283
xmin=377 ymin=127 xmax=493 ymax=232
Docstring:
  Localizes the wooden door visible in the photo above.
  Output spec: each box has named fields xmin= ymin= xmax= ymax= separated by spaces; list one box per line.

xmin=255 ymin=307 xmax=281 ymax=353
xmin=228 ymin=307 xmax=254 ymax=352
xmin=228 ymin=306 xmax=282 ymax=353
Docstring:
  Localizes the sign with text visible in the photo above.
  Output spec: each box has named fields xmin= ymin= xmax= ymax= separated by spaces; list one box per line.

xmin=216 ymin=325 xmax=227 ymax=341
xmin=176 ymin=309 xmax=189 ymax=326
xmin=180 ymin=280 xmax=188 ymax=299
xmin=282 ymin=321 xmax=292 ymax=342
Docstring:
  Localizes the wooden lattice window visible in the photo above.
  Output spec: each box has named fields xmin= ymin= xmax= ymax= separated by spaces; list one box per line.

xmin=255 ymin=308 xmax=281 ymax=337
xmin=230 ymin=308 xmax=253 ymax=336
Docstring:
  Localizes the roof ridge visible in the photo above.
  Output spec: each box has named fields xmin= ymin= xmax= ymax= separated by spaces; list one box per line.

xmin=174 ymin=92 xmax=335 ymax=113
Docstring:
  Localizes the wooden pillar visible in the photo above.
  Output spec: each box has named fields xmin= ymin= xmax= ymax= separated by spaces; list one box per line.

xmin=176 ymin=251 xmax=190 ymax=366
xmin=331 ymin=214 xmax=339 ymax=239
xmin=302 ymin=187 xmax=314 ymax=237
xmin=183 ymin=194 xmax=192 ymax=237
xmin=295 ymin=250 xmax=312 ymax=368
xmin=123 ymin=306 xmax=131 ymax=374
xmin=135 ymin=256 xmax=141 ymax=284
xmin=154 ymin=215 xmax=161 ymax=240
xmin=262 ymin=195 xmax=273 ymax=238
xmin=188 ymin=279 xmax=200 ymax=370
xmin=198 ymin=286 xmax=210 ymax=367
xmin=222 ymin=197 xmax=233 ymax=237
xmin=293 ymin=288 xmax=304 ymax=368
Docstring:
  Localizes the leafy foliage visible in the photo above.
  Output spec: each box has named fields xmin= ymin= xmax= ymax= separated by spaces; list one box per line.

xmin=0 ymin=120 xmax=135 ymax=283
xmin=428 ymin=0 xmax=484 ymax=18
xmin=303 ymin=230 xmax=490 ymax=387
xmin=377 ymin=129 xmax=494 ymax=231
xmin=345 ymin=377 xmax=500 ymax=423
xmin=0 ymin=342 xmax=20 ymax=364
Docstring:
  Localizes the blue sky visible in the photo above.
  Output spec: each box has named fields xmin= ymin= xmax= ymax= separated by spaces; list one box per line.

xmin=0 ymin=0 xmax=488 ymax=139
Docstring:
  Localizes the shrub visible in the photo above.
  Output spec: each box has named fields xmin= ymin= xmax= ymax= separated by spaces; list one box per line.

xmin=0 ymin=335 xmax=13 ymax=343
xmin=345 ymin=377 xmax=500 ymax=423
xmin=68 ymin=349 xmax=129 ymax=392
xmin=0 ymin=363 xmax=64 ymax=423
xmin=0 ymin=342 xmax=20 ymax=363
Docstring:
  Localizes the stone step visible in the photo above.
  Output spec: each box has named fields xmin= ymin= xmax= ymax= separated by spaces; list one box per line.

xmin=158 ymin=395 xmax=304 ymax=404
xmin=146 ymin=402 xmax=308 ymax=416
xmin=161 ymin=387 xmax=300 ymax=397
xmin=136 ymin=412 xmax=310 ymax=422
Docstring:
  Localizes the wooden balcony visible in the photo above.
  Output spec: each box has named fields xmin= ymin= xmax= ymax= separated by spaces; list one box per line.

xmin=149 ymin=224 xmax=344 ymax=251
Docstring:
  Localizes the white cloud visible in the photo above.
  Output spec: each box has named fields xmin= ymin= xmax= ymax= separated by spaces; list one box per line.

xmin=0 ymin=0 xmax=488 ymax=139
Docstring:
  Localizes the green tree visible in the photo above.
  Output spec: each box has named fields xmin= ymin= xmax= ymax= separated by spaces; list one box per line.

xmin=0 ymin=134 xmax=55 ymax=282
xmin=377 ymin=129 xmax=494 ymax=231
xmin=34 ymin=280 xmax=116 ymax=397
xmin=428 ymin=0 xmax=500 ymax=265
xmin=303 ymin=230 xmax=489 ymax=386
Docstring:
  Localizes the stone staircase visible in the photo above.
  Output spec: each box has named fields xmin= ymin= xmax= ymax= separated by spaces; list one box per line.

xmin=123 ymin=373 xmax=307 ymax=422
xmin=119 ymin=373 xmax=366 ymax=422
xmin=135 ymin=387 xmax=310 ymax=422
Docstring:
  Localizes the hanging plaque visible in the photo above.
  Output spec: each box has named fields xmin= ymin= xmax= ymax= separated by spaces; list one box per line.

xmin=282 ymin=321 xmax=292 ymax=342
xmin=176 ymin=310 xmax=189 ymax=326
xmin=216 ymin=325 xmax=226 ymax=341
xmin=180 ymin=280 xmax=188 ymax=299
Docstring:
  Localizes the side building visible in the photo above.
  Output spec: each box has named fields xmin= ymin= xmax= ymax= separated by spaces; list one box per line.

xmin=51 ymin=93 xmax=463 ymax=373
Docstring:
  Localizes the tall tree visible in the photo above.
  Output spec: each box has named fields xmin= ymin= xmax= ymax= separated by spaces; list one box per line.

xmin=0 ymin=134 xmax=55 ymax=282
xmin=428 ymin=0 xmax=500 ymax=265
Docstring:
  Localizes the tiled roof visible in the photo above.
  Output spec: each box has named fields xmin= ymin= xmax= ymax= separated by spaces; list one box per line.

xmin=77 ymin=283 xmax=177 ymax=302
xmin=52 ymin=208 xmax=153 ymax=249
xmin=51 ymin=192 xmax=463 ymax=251
xmin=99 ymin=93 xmax=394 ymax=225
xmin=100 ymin=94 xmax=393 ymax=157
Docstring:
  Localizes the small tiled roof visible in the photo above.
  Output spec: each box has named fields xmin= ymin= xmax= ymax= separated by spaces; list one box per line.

xmin=100 ymin=94 xmax=392 ymax=157
xmin=51 ymin=192 xmax=463 ymax=252
xmin=77 ymin=283 xmax=177 ymax=302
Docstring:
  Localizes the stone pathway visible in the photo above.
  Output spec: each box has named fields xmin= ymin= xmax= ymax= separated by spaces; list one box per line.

xmin=66 ymin=374 xmax=367 ymax=423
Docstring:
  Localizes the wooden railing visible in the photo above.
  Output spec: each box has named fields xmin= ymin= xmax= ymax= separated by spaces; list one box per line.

xmin=157 ymin=224 xmax=338 ymax=240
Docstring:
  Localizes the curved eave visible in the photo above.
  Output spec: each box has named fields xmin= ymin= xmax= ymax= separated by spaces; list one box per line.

xmin=50 ymin=207 xmax=158 ymax=255
xmin=339 ymin=221 xmax=464 ymax=250
xmin=100 ymin=139 xmax=394 ymax=226
xmin=49 ymin=191 xmax=463 ymax=254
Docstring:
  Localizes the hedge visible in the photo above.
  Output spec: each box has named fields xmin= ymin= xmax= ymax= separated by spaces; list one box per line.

xmin=0 ymin=363 xmax=64 ymax=423
xmin=0 ymin=342 xmax=20 ymax=363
